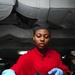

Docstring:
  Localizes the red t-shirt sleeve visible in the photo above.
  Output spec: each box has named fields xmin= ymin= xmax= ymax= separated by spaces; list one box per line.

xmin=10 ymin=51 xmax=30 ymax=75
xmin=54 ymin=50 xmax=70 ymax=73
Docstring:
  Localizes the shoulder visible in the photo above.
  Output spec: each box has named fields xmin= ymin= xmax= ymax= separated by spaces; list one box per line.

xmin=47 ymin=48 xmax=60 ymax=56
xmin=19 ymin=48 xmax=35 ymax=59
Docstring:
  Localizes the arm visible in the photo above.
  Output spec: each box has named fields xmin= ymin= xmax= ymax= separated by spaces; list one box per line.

xmin=48 ymin=51 xmax=70 ymax=75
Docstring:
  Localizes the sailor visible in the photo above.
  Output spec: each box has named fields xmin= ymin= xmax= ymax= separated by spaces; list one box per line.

xmin=1 ymin=21 xmax=70 ymax=75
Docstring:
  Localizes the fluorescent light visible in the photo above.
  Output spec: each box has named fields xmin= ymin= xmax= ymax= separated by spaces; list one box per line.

xmin=18 ymin=51 xmax=28 ymax=55
xmin=0 ymin=58 xmax=2 ymax=60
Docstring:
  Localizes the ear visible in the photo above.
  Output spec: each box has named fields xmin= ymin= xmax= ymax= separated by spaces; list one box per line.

xmin=49 ymin=38 xmax=51 ymax=42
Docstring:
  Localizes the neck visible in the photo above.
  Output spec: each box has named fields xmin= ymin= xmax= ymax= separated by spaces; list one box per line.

xmin=37 ymin=47 xmax=47 ymax=56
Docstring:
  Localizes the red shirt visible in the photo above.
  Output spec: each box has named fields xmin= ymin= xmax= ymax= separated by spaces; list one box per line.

xmin=11 ymin=47 xmax=70 ymax=75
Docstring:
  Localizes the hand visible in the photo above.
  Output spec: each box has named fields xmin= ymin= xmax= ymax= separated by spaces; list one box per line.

xmin=1 ymin=69 xmax=16 ymax=75
xmin=48 ymin=68 xmax=63 ymax=75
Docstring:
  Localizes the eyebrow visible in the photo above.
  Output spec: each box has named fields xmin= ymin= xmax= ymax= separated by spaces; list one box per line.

xmin=36 ymin=33 xmax=49 ymax=36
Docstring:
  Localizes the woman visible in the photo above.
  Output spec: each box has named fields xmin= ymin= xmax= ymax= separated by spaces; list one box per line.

xmin=1 ymin=21 xmax=70 ymax=75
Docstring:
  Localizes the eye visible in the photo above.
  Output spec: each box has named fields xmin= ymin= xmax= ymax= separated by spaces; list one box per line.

xmin=36 ymin=34 xmax=41 ymax=38
xmin=44 ymin=35 xmax=49 ymax=38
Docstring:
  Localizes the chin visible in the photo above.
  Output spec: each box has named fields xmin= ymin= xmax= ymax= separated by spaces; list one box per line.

xmin=38 ymin=47 xmax=45 ymax=50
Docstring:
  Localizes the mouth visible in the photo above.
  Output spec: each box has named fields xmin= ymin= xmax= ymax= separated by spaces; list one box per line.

xmin=39 ymin=43 xmax=45 ymax=47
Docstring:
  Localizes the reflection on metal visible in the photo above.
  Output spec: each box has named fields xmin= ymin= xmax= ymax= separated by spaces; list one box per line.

xmin=0 ymin=63 xmax=4 ymax=65
xmin=62 ymin=55 xmax=66 ymax=59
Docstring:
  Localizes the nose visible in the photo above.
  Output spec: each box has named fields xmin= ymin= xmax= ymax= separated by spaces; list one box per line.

xmin=40 ymin=36 xmax=44 ymax=42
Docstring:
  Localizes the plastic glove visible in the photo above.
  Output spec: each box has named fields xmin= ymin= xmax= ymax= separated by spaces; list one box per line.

xmin=1 ymin=69 xmax=16 ymax=75
xmin=48 ymin=68 xmax=63 ymax=75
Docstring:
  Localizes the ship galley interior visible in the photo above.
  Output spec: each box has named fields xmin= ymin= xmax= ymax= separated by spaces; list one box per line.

xmin=0 ymin=0 xmax=75 ymax=74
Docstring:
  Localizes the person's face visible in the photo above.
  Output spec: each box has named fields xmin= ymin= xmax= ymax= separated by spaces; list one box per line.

xmin=33 ymin=29 xmax=51 ymax=50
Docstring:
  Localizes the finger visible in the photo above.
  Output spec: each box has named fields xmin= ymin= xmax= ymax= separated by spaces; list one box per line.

xmin=48 ymin=68 xmax=57 ymax=75
xmin=55 ymin=71 xmax=59 ymax=75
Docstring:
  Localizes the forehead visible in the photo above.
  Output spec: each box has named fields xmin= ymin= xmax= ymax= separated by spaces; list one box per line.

xmin=35 ymin=29 xmax=50 ymax=35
